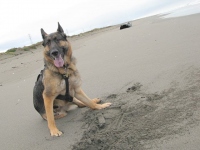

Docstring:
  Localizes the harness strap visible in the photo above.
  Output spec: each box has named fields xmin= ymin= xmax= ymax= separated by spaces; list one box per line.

xmin=56 ymin=75 xmax=73 ymax=102
xmin=37 ymin=69 xmax=73 ymax=102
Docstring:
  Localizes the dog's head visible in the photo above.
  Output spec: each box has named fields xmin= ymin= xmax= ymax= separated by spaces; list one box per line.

xmin=41 ymin=23 xmax=72 ymax=68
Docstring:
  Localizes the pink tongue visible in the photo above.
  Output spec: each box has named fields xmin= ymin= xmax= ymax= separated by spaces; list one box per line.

xmin=54 ymin=55 xmax=64 ymax=68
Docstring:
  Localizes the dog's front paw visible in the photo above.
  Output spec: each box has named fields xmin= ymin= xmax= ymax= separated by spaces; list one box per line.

xmin=95 ymin=103 xmax=112 ymax=110
xmin=50 ymin=128 xmax=62 ymax=136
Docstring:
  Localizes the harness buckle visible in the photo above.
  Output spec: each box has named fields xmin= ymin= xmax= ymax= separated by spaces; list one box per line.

xmin=63 ymin=73 xmax=68 ymax=78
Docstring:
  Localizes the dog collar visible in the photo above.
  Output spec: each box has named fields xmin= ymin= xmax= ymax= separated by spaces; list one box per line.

xmin=63 ymin=64 xmax=69 ymax=69
xmin=62 ymin=64 xmax=69 ymax=78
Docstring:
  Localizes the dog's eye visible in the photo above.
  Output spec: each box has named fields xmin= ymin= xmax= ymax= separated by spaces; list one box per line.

xmin=54 ymin=38 xmax=60 ymax=43
xmin=46 ymin=40 xmax=51 ymax=45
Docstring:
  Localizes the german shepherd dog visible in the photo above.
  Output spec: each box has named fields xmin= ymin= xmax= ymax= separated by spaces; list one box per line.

xmin=33 ymin=23 xmax=111 ymax=136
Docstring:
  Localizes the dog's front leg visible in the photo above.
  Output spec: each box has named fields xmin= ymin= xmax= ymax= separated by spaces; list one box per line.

xmin=43 ymin=93 xmax=62 ymax=136
xmin=74 ymin=88 xmax=111 ymax=110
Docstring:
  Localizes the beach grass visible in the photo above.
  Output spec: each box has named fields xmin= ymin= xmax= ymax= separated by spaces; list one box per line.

xmin=3 ymin=42 xmax=42 ymax=54
xmin=5 ymin=48 xmax=18 ymax=53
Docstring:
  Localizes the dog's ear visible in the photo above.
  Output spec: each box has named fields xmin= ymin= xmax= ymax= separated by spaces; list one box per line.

xmin=57 ymin=22 xmax=67 ymax=39
xmin=57 ymin=22 xmax=64 ymax=33
xmin=41 ymin=28 xmax=47 ymax=40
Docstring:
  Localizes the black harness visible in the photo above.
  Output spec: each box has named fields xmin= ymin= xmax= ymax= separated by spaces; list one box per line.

xmin=36 ymin=69 xmax=73 ymax=102
xmin=56 ymin=74 xmax=73 ymax=102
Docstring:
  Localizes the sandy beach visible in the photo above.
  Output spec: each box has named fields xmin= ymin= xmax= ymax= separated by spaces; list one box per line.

xmin=1 ymin=13 xmax=200 ymax=150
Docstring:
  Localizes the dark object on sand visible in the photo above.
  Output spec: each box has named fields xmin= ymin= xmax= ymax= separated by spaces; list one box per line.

xmin=120 ymin=22 xmax=132 ymax=30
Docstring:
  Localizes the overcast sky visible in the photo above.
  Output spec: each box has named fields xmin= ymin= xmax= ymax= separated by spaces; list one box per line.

xmin=0 ymin=0 xmax=199 ymax=52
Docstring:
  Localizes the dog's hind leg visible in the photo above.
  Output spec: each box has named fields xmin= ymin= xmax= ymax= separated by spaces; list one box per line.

xmin=54 ymin=109 xmax=67 ymax=119
xmin=40 ymin=110 xmax=67 ymax=120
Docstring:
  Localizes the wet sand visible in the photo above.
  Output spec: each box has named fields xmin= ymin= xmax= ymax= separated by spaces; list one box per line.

xmin=0 ymin=13 xmax=200 ymax=150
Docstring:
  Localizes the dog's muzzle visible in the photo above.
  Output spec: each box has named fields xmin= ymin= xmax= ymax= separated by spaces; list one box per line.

xmin=51 ymin=49 xmax=59 ymax=58
xmin=50 ymin=49 xmax=64 ymax=68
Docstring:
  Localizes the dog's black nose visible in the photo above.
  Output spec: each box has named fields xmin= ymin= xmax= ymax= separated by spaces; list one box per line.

xmin=51 ymin=50 xmax=59 ymax=57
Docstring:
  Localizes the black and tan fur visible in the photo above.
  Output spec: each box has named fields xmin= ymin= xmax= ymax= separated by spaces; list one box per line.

xmin=33 ymin=23 xmax=111 ymax=136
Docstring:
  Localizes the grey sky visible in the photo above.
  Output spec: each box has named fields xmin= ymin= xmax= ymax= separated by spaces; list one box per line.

xmin=0 ymin=0 xmax=199 ymax=52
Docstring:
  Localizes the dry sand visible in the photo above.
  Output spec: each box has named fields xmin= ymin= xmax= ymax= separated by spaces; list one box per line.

xmin=0 ymin=13 xmax=200 ymax=150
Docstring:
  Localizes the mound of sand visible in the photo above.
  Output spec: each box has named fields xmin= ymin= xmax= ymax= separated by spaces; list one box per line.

xmin=72 ymin=66 xmax=200 ymax=149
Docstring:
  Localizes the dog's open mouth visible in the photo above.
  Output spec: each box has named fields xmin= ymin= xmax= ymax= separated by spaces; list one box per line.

xmin=54 ymin=55 xmax=64 ymax=68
